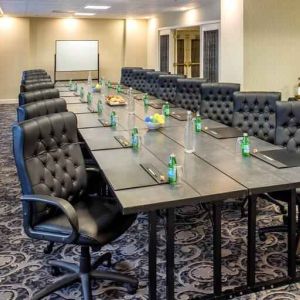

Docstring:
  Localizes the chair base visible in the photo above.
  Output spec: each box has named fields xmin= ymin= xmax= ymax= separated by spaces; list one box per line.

xmin=33 ymin=246 xmax=138 ymax=300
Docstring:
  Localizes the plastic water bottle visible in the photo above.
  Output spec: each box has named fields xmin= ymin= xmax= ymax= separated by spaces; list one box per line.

xmin=168 ymin=154 xmax=177 ymax=185
xmin=97 ymin=98 xmax=103 ymax=116
xmin=87 ymin=92 xmax=93 ymax=109
xmin=80 ymin=87 xmax=85 ymax=102
xmin=184 ymin=111 xmax=195 ymax=153
xmin=128 ymin=87 xmax=135 ymax=114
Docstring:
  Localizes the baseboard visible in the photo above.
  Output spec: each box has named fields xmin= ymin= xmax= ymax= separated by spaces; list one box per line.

xmin=0 ymin=99 xmax=17 ymax=104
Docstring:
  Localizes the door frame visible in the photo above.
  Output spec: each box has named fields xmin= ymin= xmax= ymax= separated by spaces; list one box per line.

xmin=200 ymin=23 xmax=221 ymax=80
xmin=158 ymin=20 xmax=220 ymax=76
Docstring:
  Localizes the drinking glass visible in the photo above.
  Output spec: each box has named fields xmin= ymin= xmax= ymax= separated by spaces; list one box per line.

xmin=176 ymin=165 xmax=184 ymax=186
xmin=235 ymin=137 xmax=243 ymax=154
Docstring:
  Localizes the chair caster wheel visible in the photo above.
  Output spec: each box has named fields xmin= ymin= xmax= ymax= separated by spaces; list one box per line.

xmin=124 ymin=283 xmax=138 ymax=295
xmin=259 ymin=233 xmax=267 ymax=242
xmin=49 ymin=266 xmax=62 ymax=277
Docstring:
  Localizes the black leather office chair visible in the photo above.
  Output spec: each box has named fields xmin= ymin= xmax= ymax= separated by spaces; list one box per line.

xmin=144 ymin=71 xmax=169 ymax=97
xmin=120 ymin=67 xmax=142 ymax=87
xmin=17 ymin=98 xmax=67 ymax=122
xmin=175 ymin=78 xmax=206 ymax=112
xmin=131 ymin=69 xmax=155 ymax=92
xmin=19 ymin=88 xmax=60 ymax=106
xmin=259 ymin=101 xmax=300 ymax=242
xmin=22 ymin=78 xmax=52 ymax=85
xmin=20 ymin=82 xmax=55 ymax=93
xmin=201 ymin=83 xmax=240 ymax=126
xmin=13 ymin=112 xmax=138 ymax=300
xmin=157 ymin=74 xmax=185 ymax=103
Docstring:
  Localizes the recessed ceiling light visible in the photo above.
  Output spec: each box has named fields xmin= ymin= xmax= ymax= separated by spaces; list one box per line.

xmin=74 ymin=12 xmax=96 ymax=16
xmin=84 ymin=5 xmax=111 ymax=10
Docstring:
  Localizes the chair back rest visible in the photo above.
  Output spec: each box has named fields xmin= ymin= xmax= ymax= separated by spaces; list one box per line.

xmin=17 ymin=98 xmax=67 ymax=122
xmin=157 ymin=75 xmax=185 ymax=103
xmin=233 ymin=92 xmax=280 ymax=143
xmin=120 ymin=67 xmax=142 ymax=86
xmin=175 ymin=78 xmax=206 ymax=111
xmin=200 ymin=83 xmax=240 ymax=126
xmin=13 ymin=112 xmax=87 ymax=225
xmin=22 ymin=78 xmax=52 ymax=85
xmin=144 ymin=71 xmax=169 ymax=97
xmin=20 ymin=82 xmax=55 ymax=93
xmin=131 ymin=69 xmax=155 ymax=92
xmin=19 ymin=88 xmax=60 ymax=105
xmin=275 ymin=101 xmax=300 ymax=151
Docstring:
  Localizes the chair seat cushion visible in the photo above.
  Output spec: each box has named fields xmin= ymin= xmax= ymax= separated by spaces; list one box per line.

xmin=34 ymin=196 xmax=137 ymax=246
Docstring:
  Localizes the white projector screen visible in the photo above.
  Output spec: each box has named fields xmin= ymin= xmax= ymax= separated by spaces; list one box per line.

xmin=56 ymin=40 xmax=99 ymax=72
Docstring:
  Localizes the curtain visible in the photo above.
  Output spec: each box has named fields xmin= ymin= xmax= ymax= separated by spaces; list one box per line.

xmin=204 ymin=30 xmax=219 ymax=82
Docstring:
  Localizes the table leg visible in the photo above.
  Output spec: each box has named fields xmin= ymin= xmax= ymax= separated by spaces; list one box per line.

xmin=149 ymin=211 xmax=157 ymax=300
xmin=288 ymin=189 xmax=296 ymax=279
xmin=247 ymin=194 xmax=257 ymax=287
xmin=213 ymin=202 xmax=222 ymax=296
xmin=166 ymin=208 xmax=175 ymax=300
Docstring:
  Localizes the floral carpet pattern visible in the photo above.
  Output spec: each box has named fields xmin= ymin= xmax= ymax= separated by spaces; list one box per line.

xmin=1 ymin=104 xmax=300 ymax=299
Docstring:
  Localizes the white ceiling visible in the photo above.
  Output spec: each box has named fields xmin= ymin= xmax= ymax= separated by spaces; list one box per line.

xmin=0 ymin=0 xmax=216 ymax=19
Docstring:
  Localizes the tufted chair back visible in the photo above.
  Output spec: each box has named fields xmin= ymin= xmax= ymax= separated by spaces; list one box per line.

xmin=21 ymin=82 xmax=55 ymax=93
xmin=19 ymin=88 xmax=60 ymax=106
xmin=120 ymin=67 xmax=142 ymax=86
xmin=131 ymin=69 xmax=155 ymax=92
xmin=17 ymin=98 xmax=67 ymax=122
xmin=22 ymin=78 xmax=52 ymax=85
xmin=144 ymin=71 xmax=169 ymax=97
xmin=275 ymin=101 xmax=300 ymax=151
xmin=157 ymin=75 xmax=185 ymax=103
xmin=200 ymin=83 xmax=240 ymax=126
xmin=233 ymin=92 xmax=280 ymax=143
xmin=175 ymin=78 xmax=206 ymax=112
xmin=13 ymin=112 xmax=87 ymax=226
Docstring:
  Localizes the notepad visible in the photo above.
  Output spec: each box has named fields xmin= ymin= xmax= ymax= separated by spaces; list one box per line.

xmin=203 ymin=127 xmax=243 ymax=139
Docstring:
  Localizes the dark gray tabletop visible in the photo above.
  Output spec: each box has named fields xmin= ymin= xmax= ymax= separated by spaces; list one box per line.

xmin=76 ymin=113 xmax=103 ymax=129
xmin=63 ymin=96 xmax=82 ymax=104
xmin=67 ymin=103 xmax=95 ymax=114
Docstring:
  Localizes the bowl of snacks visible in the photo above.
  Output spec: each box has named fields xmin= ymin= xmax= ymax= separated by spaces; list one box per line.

xmin=92 ymin=83 xmax=101 ymax=93
xmin=144 ymin=114 xmax=165 ymax=130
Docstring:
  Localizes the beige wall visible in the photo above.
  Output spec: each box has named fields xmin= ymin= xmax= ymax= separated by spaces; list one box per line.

xmin=0 ymin=17 xmax=30 ymax=99
xmin=0 ymin=17 xmax=148 ymax=99
xmin=244 ymin=0 xmax=300 ymax=99
xmin=220 ymin=0 xmax=244 ymax=84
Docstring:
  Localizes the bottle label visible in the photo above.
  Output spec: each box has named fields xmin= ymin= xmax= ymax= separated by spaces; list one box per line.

xmin=132 ymin=134 xmax=139 ymax=149
xmin=196 ymin=121 xmax=202 ymax=132
xmin=243 ymin=144 xmax=250 ymax=154
xmin=111 ymin=115 xmax=116 ymax=127
xmin=168 ymin=166 xmax=177 ymax=184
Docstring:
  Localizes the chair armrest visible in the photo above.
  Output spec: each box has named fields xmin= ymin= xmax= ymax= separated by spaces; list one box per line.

xmin=86 ymin=166 xmax=101 ymax=174
xmin=21 ymin=194 xmax=79 ymax=244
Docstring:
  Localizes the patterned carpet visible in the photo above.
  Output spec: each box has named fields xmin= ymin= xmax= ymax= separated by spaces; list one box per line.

xmin=1 ymin=103 xmax=300 ymax=300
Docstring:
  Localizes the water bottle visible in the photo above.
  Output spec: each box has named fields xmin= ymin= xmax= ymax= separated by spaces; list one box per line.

xmin=128 ymin=87 xmax=135 ymax=114
xmin=241 ymin=133 xmax=250 ymax=157
xmin=184 ymin=111 xmax=195 ymax=153
xmin=195 ymin=112 xmax=202 ymax=133
xmin=74 ymin=82 xmax=78 ymax=93
xmin=168 ymin=154 xmax=177 ymax=185
xmin=68 ymin=79 xmax=72 ymax=89
xmin=110 ymin=111 xmax=117 ymax=128
xmin=162 ymin=101 xmax=170 ymax=116
xmin=87 ymin=92 xmax=93 ymax=109
xmin=97 ymin=98 xmax=103 ymax=116
xmin=143 ymin=93 xmax=149 ymax=107
xmin=80 ymin=87 xmax=85 ymax=102
xmin=88 ymin=71 xmax=92 ymax=87
xmin=131 ymin=127 xmax=139 ymax=150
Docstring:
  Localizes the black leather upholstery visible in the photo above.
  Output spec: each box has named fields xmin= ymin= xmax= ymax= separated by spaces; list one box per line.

xmin=144 ymin=71 xmax=169 ymax=97
xmin=21 ymin=82 xmax=55 ymax=93
xmin=19 ymin=88 xmax=60 ymax=105
xmin=13 ymin=112 xmax=136 ymax=246
xmin=22 ymin=78 xmax=52 ymax=85
xmin=175 ymin=78 xmax=206 ymax=111
xmin=131 ymin=69 xmax=155 ymax=92
xmin=233 ymin=92 xmax=280 ymax=143
xmin=120 ymin=67 xmax=142 ymax=86
xmin=200 ymin=83 xmax=240 ymax=126
xmin=17 ymin=98 xmax=67 ymax=122
xmin=275 ymin=101 xmax=300 ymax=151
xmin=157 ymin=75 xmax=184 ymax=103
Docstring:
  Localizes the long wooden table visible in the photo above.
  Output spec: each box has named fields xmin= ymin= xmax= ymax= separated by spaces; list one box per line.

xmin=61 ymin=83 xmax=300 ymax=300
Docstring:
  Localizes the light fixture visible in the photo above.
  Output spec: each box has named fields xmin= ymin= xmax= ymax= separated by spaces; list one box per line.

xmin=74 ymin=12 xmax=96 ymax=16
xmin=84 ymin=5 xmax=111 ymax=10
xmin=0 ymin=6 xmax=4 ymax=16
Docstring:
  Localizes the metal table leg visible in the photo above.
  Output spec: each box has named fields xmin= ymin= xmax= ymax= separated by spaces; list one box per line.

xmin=166 ymin=208 xmax=175 ymax=300
xmin=288 ymin=189 xmax=296 ymax=279
xmin=149 ymin=211 xmax=157 ymax=300
xmin=247 ymin=195 xmax=257 ymax=287
xmin=213 ymin=202 xmax=222 ymax=296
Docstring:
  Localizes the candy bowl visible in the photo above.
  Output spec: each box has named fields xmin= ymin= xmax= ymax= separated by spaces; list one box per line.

xmin=144 ymin=114 xmax=165 ymax=130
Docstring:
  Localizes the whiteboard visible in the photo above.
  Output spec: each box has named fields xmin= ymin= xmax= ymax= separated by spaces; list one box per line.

xmin=56 ymin=40 xmax=98 ymax=72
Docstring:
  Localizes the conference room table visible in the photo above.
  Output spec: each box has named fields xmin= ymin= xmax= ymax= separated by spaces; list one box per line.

xmin=60 ymin=82 xmax=300 ymax=300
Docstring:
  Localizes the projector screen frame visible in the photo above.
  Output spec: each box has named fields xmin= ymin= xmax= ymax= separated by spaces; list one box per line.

xmin=54 ymin=40 xmax=100 ymax=82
